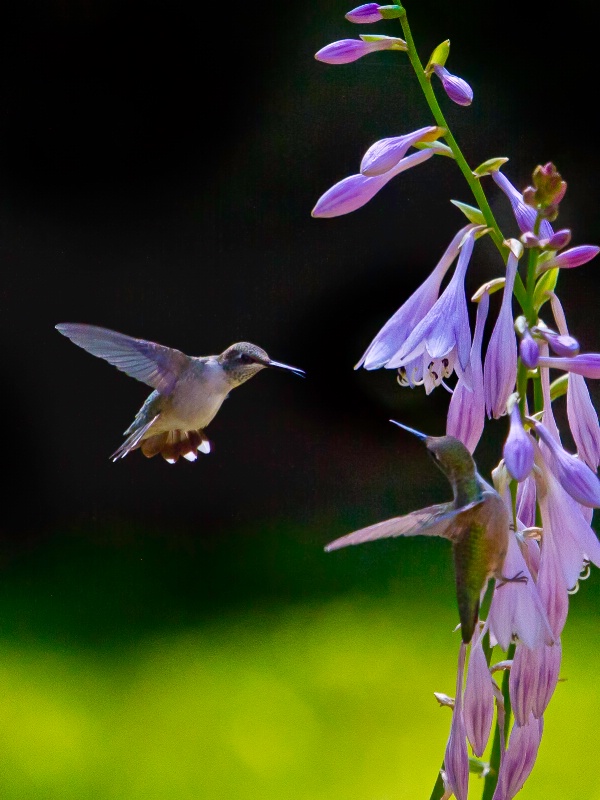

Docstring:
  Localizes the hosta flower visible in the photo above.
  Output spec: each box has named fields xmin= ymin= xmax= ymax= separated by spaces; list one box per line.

xmin=345 ymin=3 xmax=385 ymax=23
xmin=492 ymin=170 xmax=554 ymax=238
xmin=432 ymin=64 xmax=473 ymax=106
xmin=446 ymin=290 xmax=488 ymax=452
xmin=492 ymin=714 xmax=544 ymax=800
xmin=509 ymin=640 xmax=561 ymax=726
xmin=503 ymin=401 xmax=535 ymax=482
xmin=360 ymin=125 xmax=444 ymax=176
xmin=483 ymin=245 xmax=519 ymax=418
xmin=356 ymin=224 xmax=479 ymax=370
xmin=487 ymin=530 xmax=554 ymax=651
xmin=533 ymin=420 xmax=600 ymax=507
xmin=311 ymin=149 xmax=433 ymax=218
xmin=532 ymin=326 xmax=579 ymax=357
xmin=385 ymin=226 xmax=478 ymax=381
xmin=444 ymin=644 xmax=469 ymax=800
xmin=518 ymin=326 xmax=540 ymax=368
xmin=537 ymin=352 xmax=600 ymax=379
xmin=315 ymin=34 xmax=407 ymax=64
xmin=537 ymin=244 xmax=600 ymax=273
xmin=463 ymin=627 xmax=494 ymax=757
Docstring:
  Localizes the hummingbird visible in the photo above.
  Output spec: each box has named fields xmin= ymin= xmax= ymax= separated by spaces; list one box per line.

xmin=325 ymin=421 xmax=513 ymax=643
xmin=55 ymin=322 xmax=305 ymax=463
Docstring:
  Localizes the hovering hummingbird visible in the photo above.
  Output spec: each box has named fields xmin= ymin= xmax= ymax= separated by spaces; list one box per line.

xmin=325 ymin=421 xmax=514 ymax=643
xmin=55 ymin=323 xmax=305 ymax=463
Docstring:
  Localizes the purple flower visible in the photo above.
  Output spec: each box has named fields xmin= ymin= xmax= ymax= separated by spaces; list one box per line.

xmin=315 ymin=34 xmax=407 ymax=64
xmin=483 ymin=247 xmax=519 ymax=418
xmin=360 ymin=125 xmax=443 ymax=176
xmin=532 ymin=326 xmax=579 ymax=357
xmin=537 ymin=352 xmax=600 ymax=379
xmin=345 ymin=3 xmax=384 ymax=23
xmin=538 ymin=244 xmax=600 ymax=273
xmin=492 ymin=170 xmax=554 ymax=238
xmin=492 ymin=714 xmax=543 ymax=800
xmin=487 ymin=530 xmax=554 ymax=651
xmin=567 ymin=373 xmax=600 ymax=470
xmin=444 ymin=644 xmax=469 ymax=800
xmin=463 ymin=629 xmax=494 ymax=757
xmin=356 ymin=224 xmax=479 ymax=370
xmin=534 ymin=445 xmax=600 ymax=605
xmin=311 ymin=149 xmax=433 ymax=218
xmin=509 ymin=641 xmax=561 ymax=726
xmin=386 ymin=227 xmax=478 ymax=379
xmin=432 ymin=64 xmax=473 ymax=106
xmin=533 ymin=420 xmax=600 ymax=507
xmin=446 ymin=290 xmax=488 ymax=452
xmin=519 ymin=327 xmax=540 ymax=368
xmin=503 ymin=402 xmax=535 ymax=482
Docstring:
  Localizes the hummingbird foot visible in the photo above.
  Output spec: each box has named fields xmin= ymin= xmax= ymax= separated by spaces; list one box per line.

xmin=496 ymin=570 xmax=528 ymax=588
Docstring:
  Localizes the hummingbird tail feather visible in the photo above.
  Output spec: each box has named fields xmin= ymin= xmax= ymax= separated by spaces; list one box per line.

xmin=140 ymin=429 xmax=211 ymax=463
xmin=110 ymin=415 xmax=160 ymax=461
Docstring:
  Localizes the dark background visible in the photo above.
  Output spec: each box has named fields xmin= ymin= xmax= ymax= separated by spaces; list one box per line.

xmin=0 ymin=0 xmax=599 ymax=619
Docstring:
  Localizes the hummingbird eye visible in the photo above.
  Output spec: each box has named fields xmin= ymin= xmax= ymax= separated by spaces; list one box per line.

xmin=238 ymin=353 xmax=254 ymax=364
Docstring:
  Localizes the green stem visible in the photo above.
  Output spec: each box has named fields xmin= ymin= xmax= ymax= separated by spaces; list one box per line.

xmin=482 ymin=643 xmax=515 ymax=799
xmin=396 ymin=5 xmax=527 ymax=309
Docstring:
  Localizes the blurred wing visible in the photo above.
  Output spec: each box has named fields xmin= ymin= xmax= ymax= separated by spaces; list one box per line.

xmin=325 ymin=500 xmax=483 ymax=552
xmin=56 ymin=323 xmax=189 ymax=395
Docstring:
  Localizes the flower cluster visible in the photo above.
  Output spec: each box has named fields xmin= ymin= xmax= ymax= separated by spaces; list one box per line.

xmin=313 ymin=4 xmax=600 ymax=799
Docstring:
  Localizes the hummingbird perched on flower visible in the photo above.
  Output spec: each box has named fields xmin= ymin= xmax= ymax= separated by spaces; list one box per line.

xmin=325 ymin=421 xmax=512 ymax=643
xmin=55 ymin=323 xmax=305 ymax=464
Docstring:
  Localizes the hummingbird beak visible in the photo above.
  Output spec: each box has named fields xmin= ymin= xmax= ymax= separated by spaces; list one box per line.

xmin=264 ymin=359 xmax=306 ymax=377
xmin=390 ymin=419 xmax=428 ymax=440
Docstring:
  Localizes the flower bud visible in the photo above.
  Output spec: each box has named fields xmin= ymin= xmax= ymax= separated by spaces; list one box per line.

xmin=345 ymin=3 xmax=384 ymax=22
xmin=504 ymin=401 xmax=535 ymax=482
xmin=432 ymin=64 xmax=473 ymax=106
xmin=315 ymin=35 xmax=407 ymax=64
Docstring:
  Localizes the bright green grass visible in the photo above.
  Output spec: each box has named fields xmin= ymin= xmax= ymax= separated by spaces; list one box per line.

xmin=0 ymin=590 xmax=598 ymax=799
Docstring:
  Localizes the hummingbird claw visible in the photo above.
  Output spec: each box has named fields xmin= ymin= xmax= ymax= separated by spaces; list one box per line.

xmin=496 ymin=570 xmax=528 ymax=588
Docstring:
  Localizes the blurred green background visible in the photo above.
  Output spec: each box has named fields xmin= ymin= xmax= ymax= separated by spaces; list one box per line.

xmin=1 ymin=519 xmax=599 ymax=799
xmin=1 ymin=0 xmax=600 ymax=797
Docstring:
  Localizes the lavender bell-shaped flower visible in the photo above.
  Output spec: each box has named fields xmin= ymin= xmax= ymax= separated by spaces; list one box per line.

xmin=492 ymin=170 xmax=554 ymax=238
xmin=533 ymin=420 xmax=600 ymax=507
xmin=509 ymin=640 xmax=561 ymax=727
xmin=536 ymin=352 xmax=600 ymax=379
xmin=431 ymin=64 xmax=473 ymax=106
xmin=356 ymin=223 xmax=479 ymax=370
xmin=312 ymin=149 xmax=433 ymax=218
xmin=483 ymin=243 xmax=520 ymax=418
xmin=492 ymin=714 xmax=544 ymax=800
xmin=444 ymin=644 xmax=469 ymax=800
xmin=463 ymin=626 xmax=494 ymax=757
xmin=503 ymin=397 xmax=535 ymax=482
xmin=360 ymin=125 xmax=444 ymax=176
xmin=315 ymin=34 xmax=407 ymax=64
xmin=568 ymin=374 xmax=600 ymax=470
xmin=487 ymin=528 xmax=554 ymax=652
xmin=446 ymin=290 xmax=488 ymax=452
xmin=385 ymin=226 xmax=479 ymax=383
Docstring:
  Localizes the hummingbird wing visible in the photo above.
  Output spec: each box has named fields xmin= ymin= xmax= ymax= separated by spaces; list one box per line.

xmin=56 ymin=323 xmax=189 ymax=395
xmin=324 ymin=499 xmax=484 ymax=552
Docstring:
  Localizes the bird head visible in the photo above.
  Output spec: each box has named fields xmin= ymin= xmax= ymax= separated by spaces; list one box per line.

xmin=219 ymin=342 xmax=305 ymax=385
